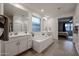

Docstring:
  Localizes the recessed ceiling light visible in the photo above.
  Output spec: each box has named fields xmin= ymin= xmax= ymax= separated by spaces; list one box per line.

xmin=41 ymin=9 xmax=44 ymax=12
xmin=57 ymin=7 xmax=61 ymax=10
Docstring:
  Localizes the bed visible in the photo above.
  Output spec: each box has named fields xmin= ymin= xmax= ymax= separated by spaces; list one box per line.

xmin=58 ymin=32 xmax=68 ymax=38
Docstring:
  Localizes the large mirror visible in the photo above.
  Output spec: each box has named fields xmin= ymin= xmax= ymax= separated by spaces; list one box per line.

xmin=42 ymin=17 xmax=48 ymax=32
xmin=4 ymin=3 xmax=30 ymax=33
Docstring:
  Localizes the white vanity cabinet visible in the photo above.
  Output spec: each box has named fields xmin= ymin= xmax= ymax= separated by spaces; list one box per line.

xmin=5 ymin=41 xmax=19 ymax=56
xmin=27 ymin=35 xmax=32 ymax=49
xmin=18 ymin=37 xmax=28 ymax=53
xmin=4 ymin=35 xmax=32 ymax=56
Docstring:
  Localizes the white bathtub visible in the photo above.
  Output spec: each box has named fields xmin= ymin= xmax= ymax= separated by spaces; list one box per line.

xmin=32 ymin=35 xmax=53 ymax=53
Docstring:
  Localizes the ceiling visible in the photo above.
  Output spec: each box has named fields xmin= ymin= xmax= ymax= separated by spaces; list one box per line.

xmin=4 ymin=3 xmax=29 ymax=17
xmin=4 ymin=3 xmax=77 ymax=17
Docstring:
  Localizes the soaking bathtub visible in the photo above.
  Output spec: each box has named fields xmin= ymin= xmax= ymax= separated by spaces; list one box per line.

xmin=32 ymin=35 xmax=53 ymax=53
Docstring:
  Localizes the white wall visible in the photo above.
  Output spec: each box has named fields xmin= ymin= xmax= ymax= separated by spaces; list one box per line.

xmin=73 ymin=4 xmax=79 ymax=25
xmin=0 ymin=3 xmax=4 ymax=56
xmin=73 ymin=4 xmax=79 ymax=43
xmin=52 ymin=17 xmax=58 ymax=40
xmin=0 ymin=3 xmax=4 ymax=15
xmin=0 ymin=3 xmax=1 ymax=56
xmin=73 ymin=4 xmax=79 ymax=54
xmin=47 ymin=17 xmax=58 ymax=40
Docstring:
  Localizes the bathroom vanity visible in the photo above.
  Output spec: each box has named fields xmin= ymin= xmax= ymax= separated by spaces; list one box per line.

xmin=4 ymin=32 xmax=32 ymax=56
xmin=32 ymin=32 xmax=53 ymax=53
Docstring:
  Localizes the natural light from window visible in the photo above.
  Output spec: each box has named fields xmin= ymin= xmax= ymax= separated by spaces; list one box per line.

xmin=32 ymin=16 xmax=40 ymax=32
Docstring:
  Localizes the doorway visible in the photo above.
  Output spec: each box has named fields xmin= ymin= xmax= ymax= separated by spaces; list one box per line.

xmin=58 ymin=16 xmax=73 ymax=41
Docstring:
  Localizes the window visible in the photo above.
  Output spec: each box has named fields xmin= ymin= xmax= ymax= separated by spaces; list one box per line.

xmin=65 ymin=23 xmax=73 ymax=32
xmin=71 ymin=23 xmax=73 ymax=31
xmin=32 ymin=16 xmax=41 ymax=32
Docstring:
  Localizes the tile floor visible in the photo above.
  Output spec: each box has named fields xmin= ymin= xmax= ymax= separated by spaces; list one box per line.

xmin=19 ymin=38 xmax=78 ymax=56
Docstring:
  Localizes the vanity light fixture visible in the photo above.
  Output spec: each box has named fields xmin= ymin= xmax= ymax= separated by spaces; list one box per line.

xmin=43 ymin=17 xmax=47 ymax=20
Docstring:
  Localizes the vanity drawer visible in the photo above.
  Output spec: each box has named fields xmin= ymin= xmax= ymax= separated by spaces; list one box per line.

xmin=27 ymin=39 xmax=32 ymax=49
xmin=5 ymin=37 xmax=18 ymax=44
xmin=5 ymin=36 xmax=27 ymax=44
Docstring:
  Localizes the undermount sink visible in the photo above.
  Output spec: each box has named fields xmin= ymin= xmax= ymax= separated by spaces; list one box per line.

xmin=9 ymin=32 xmax=31 ymax=38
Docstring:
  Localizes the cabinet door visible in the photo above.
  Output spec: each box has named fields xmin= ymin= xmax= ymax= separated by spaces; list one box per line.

xmin=19 ymin=37 xmax=28 ymax=53
xmin=27 ymin=36 xmax=32 ymax=49
xmin=5 ymin=41 xmax=19 ymax=56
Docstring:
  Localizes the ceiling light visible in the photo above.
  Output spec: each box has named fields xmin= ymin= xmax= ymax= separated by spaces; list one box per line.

xmin=41 ymin=9 xmax=44 ymax=12
xmin=57 ymin=7 xmax=61 ymax=10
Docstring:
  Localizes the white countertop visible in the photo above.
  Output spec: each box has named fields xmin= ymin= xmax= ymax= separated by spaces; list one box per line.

xmin=9 ymin=32 xmax=31 ymax=38
xmin=33 ymin=35 xmax=52 ymax=42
